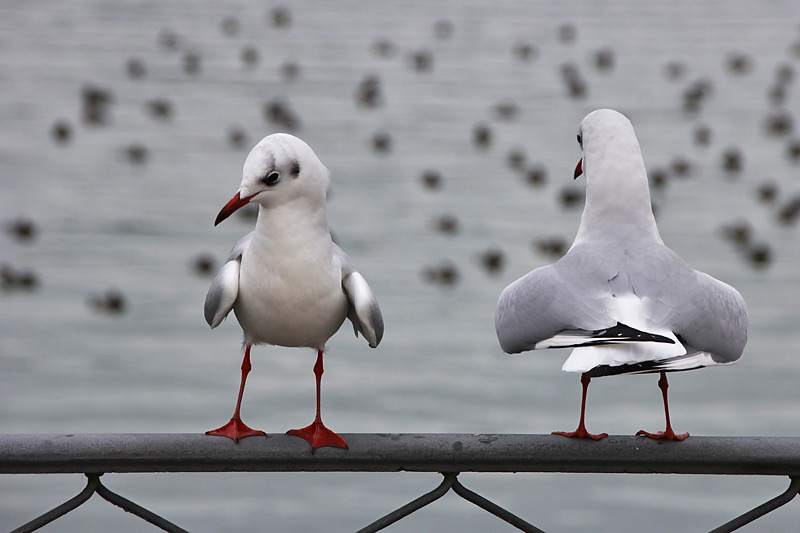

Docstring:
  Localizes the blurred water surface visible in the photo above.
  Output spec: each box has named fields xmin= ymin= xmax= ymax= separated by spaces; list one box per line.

xmin=2 ymin=1 xmax=800 ymax=531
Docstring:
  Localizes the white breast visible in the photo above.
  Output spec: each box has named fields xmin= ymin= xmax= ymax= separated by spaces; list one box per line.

xmin=234 ymin=225 xmax=348 ymax=350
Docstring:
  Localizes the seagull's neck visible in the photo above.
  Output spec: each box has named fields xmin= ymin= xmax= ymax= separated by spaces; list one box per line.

xmin=572 ymin=142 xmax=662 ymax=246
xmin=252 ymin=200 xmax=332 ymax=251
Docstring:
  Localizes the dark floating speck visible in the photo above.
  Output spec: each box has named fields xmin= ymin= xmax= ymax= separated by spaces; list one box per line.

xmin=125 ymin=143 xmax=148 ymax=164
xmin=158 ymin=29 xmax=180 ymax=51
xmin=1 ymin=264 xmax=38 ymax=291
xmin=472 ymin=122 xmax=492 ymax=149
xmin=791 ymin=40 xmax=800 ymax=59
xmin=420 ymin=169 xmax=443 ymax=191
xmin=767 ymin=84 xmax=787 ymax=105
xmin=183 ymin=50 xmax=201 ymax=75
xmin=776 ymin=63 xmax=794 ymax=84
xmin=220 ymin=16 xmax=240 ymax=37
xmin=777 ymin=195 xmax=800 ymax=225
xmin=721 ymin=219 xmax=752 ymax=247
xmin=263 ymin=98 xmax=301 ymax=130
xmin=512 ymin=41 xmax=538 ymax=62
xmin=764 ymin=111 xmax=794 ymax=136
xmin=373 ymin=39 xmax=397 ymax=58
xmin=410 ymin=49 xmax=434 ymax=72
xmin=493 ymin=99 xmax=520 ymax=121
xmin=6 ymin=216 xmax=37 ymax=243
xmin=560 ymin=63 xmax=588 ymax=98
xmin=146 ymin=98 xmax=173 ymax=120
xmin=593 ymin=47 xmax=615 ymax=71
xmin=524 ymin=164 xmax=548 ymax=187
xmin=432 ymin=213 xmax=459 ymax=235
xmin=192 ymin=254 xmax=216 ymax=276
xmin=557 ymin=23 xmax=577 ymax=43
xmin=434 ymin=19 xmax=453 ymax=40
xmin=125 ymin=57 xmax=146 ymax=79
xmin=507 ymin=147 xmax=526 ymax=170
xmin=649 ymin=168 xmax=668 ymax=190
xmin=670 ymin=156 xmax=693 ymax=177
xmin=478 ymin=247 xmax=505 ymax=275
xmin=269 ymin=6 xmax=292 ymax=28
xmin=371 ymin=131 xmax=392 ymax=154
xmin=559 ymin=186 xmax=585 ymax=209
xmin=81 ymin=84 xmax=113 ymax=126
xmin=787 ymin=138 xmax=800 ymax=161
xmin=682 ymin=78 xmax=713 ymax=113
xmin=355 ymin=74 xmax=383 ymax=108
xmin=693 ymin=124 xmax=712 ymax=146
xmin=241 ymin=46 xmax=259 ymax=68
xmin=422 ymin=260 xmax=459 ymax=287
xmin=227 ymin=126 xmax=248 ymax=149
xmin=726 ymin=52 xmax=753 ymax=75
xmin=745 ymin=241 xmax=772 ymax=269
xmin=88 ymin=289 xmax=126 ymax=315
xmin=663 ymin=61 xmax=686 ymax=81
xmin=280 ymin=60 xmax=301 ymax=81
xmin=51 ymin=120 xmax=72 ymax=144
xmin=534 ymin=236 xmax=567 ymax=258
xmin=722 ymin=147 xmax=744 ymax=174
xmin=756 ymin=180 xmax=779 ymax=204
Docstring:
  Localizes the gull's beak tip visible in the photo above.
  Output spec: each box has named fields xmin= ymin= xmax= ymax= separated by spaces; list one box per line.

xmin=573 ymin=159 xmax=583 ymax=180
xmin=215 ymin=191 xmax=251 ymax=226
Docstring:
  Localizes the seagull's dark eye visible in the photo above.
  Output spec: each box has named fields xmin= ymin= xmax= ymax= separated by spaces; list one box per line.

xmin=577 ymin=134 xmax=582 ymax=147
xmin=261 ymin=171 xmax=280 ymax=187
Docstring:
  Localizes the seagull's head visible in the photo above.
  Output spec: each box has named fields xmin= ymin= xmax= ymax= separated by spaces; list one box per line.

xmin=573 ymin=108 xmax=638 ymax=181
xmin=214 ymin=133 xmax=330 ymax=226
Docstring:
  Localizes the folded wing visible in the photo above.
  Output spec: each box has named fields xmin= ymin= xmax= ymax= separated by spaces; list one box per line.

xmin=204 ymin=232 xmax=253 ymax=329
xmin=334 ymin=244 xmax=384 ymax=348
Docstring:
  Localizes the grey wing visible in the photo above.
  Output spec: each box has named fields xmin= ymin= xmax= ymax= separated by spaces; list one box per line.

xmin=495 ymin=244 xmax=646 ymax=354
xmin=334 ymin=244 xmax=384 ymax=348
xmin=672 ymin=271 xmax=749 ymax=364
xmin=203 ymin=232 xmax=253 ymax=329
xmin=495 ymin=262 xmax=608 ymax=354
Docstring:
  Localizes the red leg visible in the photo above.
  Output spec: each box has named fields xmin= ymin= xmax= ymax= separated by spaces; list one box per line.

xmin=636 ymin=371 xmax=689 ymax=441
xmin=206 ymin=344 xmax=267 ymax=442
xmin=287 ymin=349 xmax=348 ymax=453
xmin=553 ymin=373 xmax=608 ymax=440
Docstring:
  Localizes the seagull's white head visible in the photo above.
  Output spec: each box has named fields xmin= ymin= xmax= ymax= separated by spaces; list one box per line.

xmin=572 ymin=109 xmax=662 ymax=244
xmin=214 ymin=133 xmax=330 ymax=225
xmin=573 ymin=109 xmax=643 ymax=181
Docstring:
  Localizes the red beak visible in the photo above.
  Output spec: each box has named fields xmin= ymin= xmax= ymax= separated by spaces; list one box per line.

xmin=215 ymin=192 xmax=257 ymax=226
xmin=573 ymin=158 xmax=583 ymax=179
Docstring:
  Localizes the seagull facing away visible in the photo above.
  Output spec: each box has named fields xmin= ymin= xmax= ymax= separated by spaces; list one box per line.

xmin=495 ymin=109 xmax=748 ymax=440
xmin=204 ymin=133 xmax=383 ymax=451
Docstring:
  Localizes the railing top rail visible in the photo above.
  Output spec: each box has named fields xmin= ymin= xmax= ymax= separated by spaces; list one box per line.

xmin=2 ymin=433 xmax=799 ymax=476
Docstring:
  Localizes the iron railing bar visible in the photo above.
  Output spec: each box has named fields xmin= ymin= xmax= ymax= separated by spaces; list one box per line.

xmin=451 ymin=476 xmax=546 ymax=533
xmin=709 ymin=475 xmax=800 ymax=533
xmin=355 ymin=472 xmax=457 ymax=533
xmin=3 ymin=434 xmax=800 ymax=475
xmin=9 ymin=473 xmax=100 ymax=533
xmin=94 ymin=475 xmax=190 ymax=533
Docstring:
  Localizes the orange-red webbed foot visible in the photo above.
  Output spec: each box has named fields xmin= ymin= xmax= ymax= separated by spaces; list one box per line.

xmin=206 ymin=417 xmax=267 ymax=442
xmin=636 ymin=428 xmax=689 ymax=441
xmin=287 ymin=420 xmax=348 ymax=453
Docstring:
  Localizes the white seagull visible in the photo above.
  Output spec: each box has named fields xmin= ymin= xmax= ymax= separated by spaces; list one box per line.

xmin=204 ymin=133 xmax=383 ymax=451
xmin=495 ymin=109 xmax=748 ymax=440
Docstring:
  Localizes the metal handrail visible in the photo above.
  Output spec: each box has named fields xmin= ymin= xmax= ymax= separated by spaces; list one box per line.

xmin=3 ymin=433 xmax=800 ymax=475
xmin=3 ymin=433 xmax=800 ymax=532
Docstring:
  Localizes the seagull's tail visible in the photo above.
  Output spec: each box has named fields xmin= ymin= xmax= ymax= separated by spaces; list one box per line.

xmin=584 ymin=350 xmax=729 ymax=377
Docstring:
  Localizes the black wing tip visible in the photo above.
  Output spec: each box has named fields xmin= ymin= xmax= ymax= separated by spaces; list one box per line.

xmin=593 ymin=322 xmax=675 ymax=344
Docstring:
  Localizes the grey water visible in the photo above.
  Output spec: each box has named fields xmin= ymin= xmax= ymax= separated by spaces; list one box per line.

xmin=1 ymin=0 xmax=800 ymax=531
